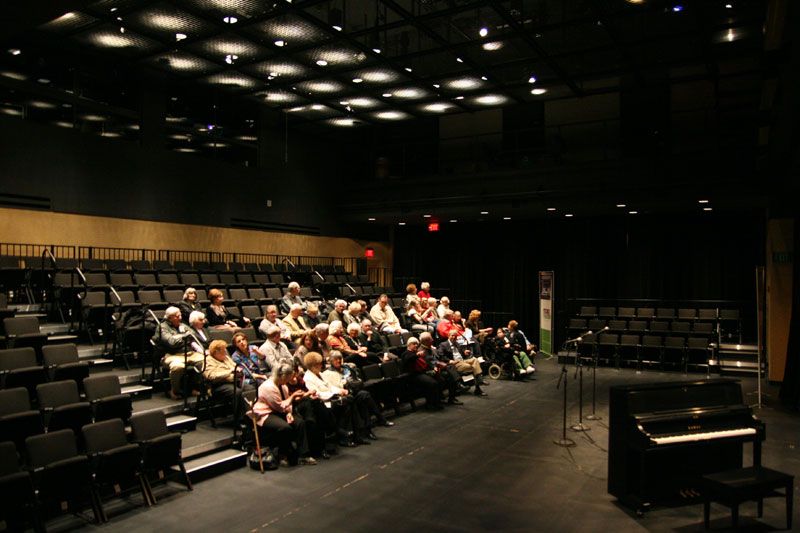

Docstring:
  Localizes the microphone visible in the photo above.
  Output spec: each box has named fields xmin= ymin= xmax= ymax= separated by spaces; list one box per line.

xmin=564 ymin=330 xmax=592 ymax=344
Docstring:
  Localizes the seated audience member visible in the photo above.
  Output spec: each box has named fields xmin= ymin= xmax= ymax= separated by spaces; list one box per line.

xmin=324 ymin=351 xmax=393 ymax=435
xmin=304 ymin=304 xmax=322 ymax=329
xmin=294 ymin=331 xmax=322 ymax=369
xmin=493 ymin=329 xmax=535 ymax=375
xmin=231 ymin=331 xmax=269 ymax=383
xmin=152 ymin=306 xmax=205 ymax=399
xmin=343 ymin=301 xmax=362 ymax=326
xmin=283 ymin=303 xmax=311 ymax=342
xmin=258 ymin=305 xmax=292 ymax=345
xmin=327 ymin=299 xmax=347 ymax=325
xmin=436 ymin=309 xmax=458 ymax=339
xmin=401 ymin=337 xmax=442 ymax=411
xmin=205 ymin=288 xmax=250 ymax=330
xmin=280 ymin=281 xmax=307 ymax=314
xmin=438 ymin=330 xmax=487 ymax=396
xmin=406 ymin=300 xmax=433 ymax=335
xmin=342 ymin=322 xmax=383 ymax=366
xmin=314 ymin=323 xmax=332 ymax=361
xmin=260 ymin=325 xmax=294 ymax=370
xmin=303 ymin=352 xmax=368 ymax=446
xmin=251 ymin=363 xmax=317 ymax=466
xmin=178 ymin=287 xmax=202 ymax=324
xmin=359 ymin=319 xmax=394 ymax=361
xmin=204 ymin=340 xmax=255 ymax=421
xmin=507 ymin=320 xmax=536 ymax=373
xmin=465 ymin=309 xmax=493 ymax=348
xmin=327 ymin=321 xmax=349 ymax=355
xmin=452 ymin=310 xmax=481 ymax=356
xmin=286 ymin=361 xmax=333 ymax=460
xmin=417 ymin=282 xmax=431 ymax=300
xmin=370 ymin=293 xmax=408 ymax=335
xmin=420 ymin=332 xmax=461 ymax=405
xmin=186 ymin=311 xmax=212 ymax=353
xmin=437 ymin=296 xmax=451 ymax=319
xmin=356 ymin=300 xmax=375 ymax=326
xmin=405 ymin=283 xmax=418 ymax=305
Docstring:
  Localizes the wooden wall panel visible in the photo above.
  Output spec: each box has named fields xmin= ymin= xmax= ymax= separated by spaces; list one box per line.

xmin=766 ymin=217 xmax=793 ymax=382
xmin=0 ymin=208 xmax=392 ymax=268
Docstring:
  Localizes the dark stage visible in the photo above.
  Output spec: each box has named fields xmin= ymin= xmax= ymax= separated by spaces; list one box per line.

xmin=62 ymin=358 xmax=799 ymax=533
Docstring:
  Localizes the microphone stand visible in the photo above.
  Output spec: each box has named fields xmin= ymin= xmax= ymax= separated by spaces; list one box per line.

xmin=107 ymin=286 xmax=123 ymax=358
xmin=570 ymin=329 xmax=596 ymax=433
xmin=145 ymin=308 xmax=159 ymax=384
xmin=554 ymin=340 xmax=576 ymax=447
xmin=585 ymin=326 xmax=609 ymax=422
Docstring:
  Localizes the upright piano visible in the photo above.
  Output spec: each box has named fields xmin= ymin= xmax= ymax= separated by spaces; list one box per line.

xmin=608 ymin=378 xmax=765 ymax=514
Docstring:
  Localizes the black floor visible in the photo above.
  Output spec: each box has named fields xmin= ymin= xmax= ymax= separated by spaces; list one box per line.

xmin=58 ymin=358 xmax=798 ymax=533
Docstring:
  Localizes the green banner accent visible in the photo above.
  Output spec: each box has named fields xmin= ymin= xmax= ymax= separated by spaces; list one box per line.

xmin=540 ymin=328 xmax=551 ymax=355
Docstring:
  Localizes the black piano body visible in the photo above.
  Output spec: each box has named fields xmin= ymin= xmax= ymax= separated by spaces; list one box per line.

xmin=608 ymin=378 xmax=765 ymax=514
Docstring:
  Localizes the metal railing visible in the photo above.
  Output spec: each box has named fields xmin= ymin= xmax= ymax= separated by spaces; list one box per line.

xmin=78 ymin=246 xmax=157 ymax=263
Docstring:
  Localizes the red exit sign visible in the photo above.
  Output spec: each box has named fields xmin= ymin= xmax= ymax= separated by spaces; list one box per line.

xmin=428 ymin=222 xmax=439 ymax=232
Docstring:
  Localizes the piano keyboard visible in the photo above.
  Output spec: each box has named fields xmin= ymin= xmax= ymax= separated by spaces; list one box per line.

xmin=652 ymin=427 xmax=756 ymax=445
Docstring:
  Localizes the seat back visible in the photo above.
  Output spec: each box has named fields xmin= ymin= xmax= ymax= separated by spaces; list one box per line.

xmin=109 ymin=272 xmax=133 ymax=286
xmin=42 ymin=343 xmax=79 ymax=366
xmin=159 ymin=273 xmax=180 ymax=285
xmin=650 ymin=321 xmax=669 ymax=332
xmin=664 ymin=336 xmax=685 ymax=349
xmin=0 ymin=347 xmax=38 ymax=370
xmin=588 ymin=319 xmax=606 ymax=331
xmin=240 ymin=305 xmax=261 ymax=319
xmin=656 ymin=308 xmax=675 ymax=319
xmin=628 ymin=320 xmax=647 ymax=332
xmin=3 ymin=317 xmax=40 ymax=336
xmin=209 ymin=328 xmax=233 ymax=344
xmin=688 ymin=337 xmax=709 ymax=350
xmin=678 ymin=308 xmax=697 ymax=320
xmin=380 ymin=360 xmax=400 ymax=378
xmin=83 ymin=375 xmax=122 ymax=400
xmin=620 ymin=334 xmax=639 ymax=346
xmin=130 ymin=410 xmax=168 ymax=441
xmin=608 ymin=320 xmax=627 ymax=332
xmin=568 ymin=318 xmax=586 ymax=329
xmin=641 ymin=335 xmax=662 ymax=347
xmin=36 ymin=380 xmax=81 ymax=408
xmin=138 ymin=290 xmax=164 ymax=304
xmin=698 ymin=309 xmax=717 ymax=320
xmin=636 ymin=308 xmax=655 ymax=319
xmin=229 ymin=288 xmax=248 ymax=301
xmin=0 ymin=387 xmax=32 ymax=416
xmin=82 ymin=419 xmax=128 ymax=453
xmin=0 ymin=441 xmax=20 ymax=476
xmin=598 ymin=306 xmax=616 ymax=318
xmin=579 ymin=306 xmax=597 ymax=316
xmin=386 ymin=334 xmax=402 ymax=348
xmin=163 ymin=289 xmax=184 ymax=303
xmin=219 ymin=273 xmax=238 ymax=285
xmin=134 ymin=273 xmax=158 ymax=285
xmin=617 ymin=307 xmax=636 ymax=318
xmin=599 ymin=333 xmax=618 ymax=344
xmin=361 ymin=364 xmax=382 ymax=381
xmin=26 ymin=429 xmax=78 ymax=468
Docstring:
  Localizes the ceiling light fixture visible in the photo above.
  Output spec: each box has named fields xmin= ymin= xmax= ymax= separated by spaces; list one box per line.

xmin=481 ymin=76 xmax=488 ymax=81
xmin=531 ymin=88 xmax=547 ymax=95
xmin=479 ymin=27 xmax=489 ymax=37
xmin=8 ymin=49 xmax=21 ymax=56
xmin=482 ymin=41 xmax=503 ymax=51
xmin=223 ymin=15 xmax=238 ymax=24
xmin=175 ymin=33 xmax=187 ymax=41
xmin=404 ymin=67 xmax=413 ymax=72
xmin=450 ymin=219 xmax=458 ymax=223
xmin=547 ymin=207 xmax=556 ymax=211
xmin=698 ymin=199 xmax=709 ymax=203
xmin=456 ymin=57 xmax=464 ymax=63
xmin=672 ymin=5 xmax=684 ymax=12
xmin=398 ymin=222 xmax=406 ymax=226
xmin=423 ymin=214 xmax=431 ymax=218
xmin=628 ymin=211 xmax=638 ymax=214
xmin=725 ymin=3 xmax=733 ymax=8
xmin=565 ymin=213 xmax=574 ymax=217
xmin=274 ymin=40 xmax=286 ymax=47
xmin=454 ymin=95 xmax=464 ymax=100
xmin=332 ymin=25 xmax=342 ymax=31
xmin=703 ymin=207 xmax=713 ymax=211
xmin=382 ymin=92 xmax=393 ymax=97
xmin=433 ymin=83 xmax=440 ymax=89
xmin=368 ymin=217 xmax=376 ymax=221
xmin=372 ymin=48 xmax=381 ymax=53
xmin=316 ymin=59 xmax=328 ymax=66
xmin=352 ymin=77 xmax=363 ymax=83
xmin=528 ymin=76 xmax=537 ymax=84
xmin=503 ymin=217 xmax=511 ymax=220
xmin=474 ymin=94 xmax=507 ymax=105
xmin=616 ymin=204 xmax=626 ymax=208
xmin=480 ymin=211 xmax=489 ymax=215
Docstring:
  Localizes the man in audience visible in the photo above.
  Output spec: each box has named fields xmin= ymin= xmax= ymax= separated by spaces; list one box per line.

xmin=359 ymin=319 xmax=392 ymax=360
xmin=313 ymin=322 xmax=332 ymax=360
xmin=438 ymin=329 xmax=487 ymax=396
xmin=420 ymin=332 xmax=462 ymax=405
xmin=259 ymin=325 xmax=294 ymax=369
xmin=305 ymin=303 xmax=322 ymax=329
xmin=259 ymin=304 xmax=293 ymax=344
xmin=437 ymin=309 xmax=458 ymax=339
xmin=280 ymin=281 xmax=306 ymax=314
xmin=327 ymin=299 xmax=347 ymax=325
xmin=283 ymin=303 xmax=311 ymax=342
xmin=152 ymin=306 xmax=205 ymax=399
xmin=370 ymin=293 xmax=407 ymax=335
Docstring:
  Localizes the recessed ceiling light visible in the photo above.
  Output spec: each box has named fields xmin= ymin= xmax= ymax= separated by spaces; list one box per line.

xmin=450 ymin=219 xmax=457 ymax=223
xmin=474 ymin=94 xmax=507 ymax=105
xmin=454 ymin=96 xmax=464 ymax=100
xmin=223 ymin=15 xmax=238 ymax=24
xmin=423 ymin=214 xmax=431 ymax=218
xmin=503 ymin=217 xmax=511 ymax=220
xmin=616 ymin=204 xmax=626 ymax=208
xmin=422 ymin=102 xmax=452 ymax=113
xmin=404 ymin=67 xmax=413 ymax=72
xmin=565 ymin=213 xmax=574 ymax=217
xmin=352 ymin=77 xmax=363 ymax=83
xmin=547 ymin=207 xmax=556 ymax=211
xmin=528 ymin=76 xmax=537 ymax=84
xmin=311 ymin=104 xmax=324 ymax=110
xmin=531 ymin=88 xmax=547 ymax=95
xmin=348 ymin=97 xmax=380 ymax=108
xmin=482 ymin=41 xmax=503 ymax=51
xmin=479 ymin=27 xmax=488 ymax=37
xmin=698 ymin=199 xmax=709 ymax=203
xmin=316 ymin=59 xmax=328 ymax=66
xmin=328 ymin=117 xmax=362 ymax=127
xmin=8 ymin=49 xmax=21 ymax=56
xmin=175 ymin=33 xmax=187 ymax=41
xmin=274 ymin=40 xmax=286 ymax=47
xmin=703 ymin=207 xmax=713 ymax=211
xmin=433 ymin=83 xmax=440 ymax=89
xmin=375 ymin=110 xmax=409 ymax=120
xmin=725 ymin=3 xmax=733 ymax=8
xmin=368 ymin=217 xmax=376 ymax=221
xmin=481 ymin=76 xmax=488 ymax=81
xmin=372 ymin=48 xmax=381 ymax=53
xmin=480 ymin=211 xmax=489 ymax=215
xmin=398 ymin=222 xmax=406 ymax=225
xmin=447 ymin=78 xmax=482 ymax=89
xmin=28 ymin=100 xmax=57 ymax=109
xmin=672 ymin=5 xmax=684 ymax=12
xmin=37 ymin=78 xmax=51 ymax=84
xmin=394 ymin=88 xmax=424 ymax=99
xmin=628 ymin=210 xmax=638 ymax=214
xmin=339 ymin=100 xmax=349 ymax=105
xmin=456 ymin=57 xmax=464 ymax=63
xmin=382 ymin=92 xmax=393 ymax=97
xmin=332 ymin=25 xmax=342 ymax=31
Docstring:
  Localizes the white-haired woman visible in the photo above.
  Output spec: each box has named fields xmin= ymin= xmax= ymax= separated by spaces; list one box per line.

xmin=178 ymin=287 xmax=202 ymax=324
xmin=437 ymin=296 xmax=451 ymax=319
xmin=417 ymin=282 xmax=431 ymax=300
xmin=342 ymin=321 xmax=383 ymax=366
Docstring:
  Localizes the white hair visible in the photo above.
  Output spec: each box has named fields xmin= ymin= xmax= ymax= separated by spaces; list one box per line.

xmin=182 ymin=287 xmax=197 ymax=300
xmin=288 ymin=281 xmax=300 ymax=291
xmin=329 ymin=350 xmax=343 ymax=361
xmin=267 ymin=325 xmax=281 ymax=337
xmin=290 ymin=303 xmax=303 ymax=312
xmin=427 ymin=297 xmax=437 ymax=305
xmin=315 ymin=323 xmax=329 ymax=333
xmin=419 ymin=332 xmax=433 ymax=343
xmin=329 ymin=320 xmax=343 ymax=334
xmin=421 ymin=282 xmax=430 ymax=290
xmin=188 ymin=311 xmax=205 ymax=327
xmin=165 ymin=306 xmax=180 ymax=319
xmin=406 ymin=336 xmax=419 ymax=346
xmin=347 ymin=322 xmax=361 ymax=335
xmin=335 ymin=299 xmax=347 ymax=308
xmin=441 ymin=296 xmax=450 ymax=305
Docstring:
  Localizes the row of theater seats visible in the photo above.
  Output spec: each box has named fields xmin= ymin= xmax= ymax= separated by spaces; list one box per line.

xmin=575 ymin=305 xmax=741 ymax=322
xmin=575 ymin=333 xmax=712 ymax=372
xmin=0 ymin=345 xmax=94 ymax=393
xmin=567 ymin=317 xmax=715 ymax=339
xmin=0 ymin=410 xmax=191 ymax=528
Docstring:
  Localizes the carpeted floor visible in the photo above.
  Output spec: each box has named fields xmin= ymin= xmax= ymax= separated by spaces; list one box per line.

xmin=57 ymin=358 xmax=799 ymax=533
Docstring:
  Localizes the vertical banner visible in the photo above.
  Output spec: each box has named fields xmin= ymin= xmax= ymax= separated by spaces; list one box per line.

xmin=539 ymin=271 xmax=554 ymax=355
xmin=766 ymin=218 xmax=793 ymax=382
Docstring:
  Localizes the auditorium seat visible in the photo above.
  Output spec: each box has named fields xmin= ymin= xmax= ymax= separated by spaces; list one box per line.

xmin=134 ymin=273 xmax=161 ymax=290
xmin=265 ymin=287 xmax=282 ymax=303
xmin=0 ymin=387 xmax=44 ymax=451
xmin=109 ymin=272 xmax=137 ymax=292
xmin=85 ymin=272 xmax=109 ymax=289
xmin=138 ymin=289 xmax=167 ymax=310
xmin=157 ymin=272 xmax=182 ymax=289
xmin=656 ymin=308 xmax=675 ymax=320
xmin=82 ymin=418 xmax=152 ymax=519
xmin=598 ymin=306 xmax=616 ymax=319
xmin=617 ymin=307 xmax=636 ymax=319
xmin=0 ymin=347 xmax=46 ymax=397
xmin=36 ymin=380 xmax=92 ymax=435
xmin=163 ymin=289 xmax=184 ymax=305
xmin=243 ymin=262 xmax=260 ymax=272
xmin=237 ymin=272 xmax=255 ymax=285
xmin=180 ymin=272 xmax=201 ymax=287
xmin=26 ymin=429 xmax=102 ymax=523
xmin=662 ymin=336 xmax=686 ymax=368
xmin=687 ymin=337 xmax=712 ymax=367
xmin=597 ymin=333 xmax=618 ymax=362
xmin=112 ymin=290 xmax=140 ymax=312
xmin=670 ymin=321 xmax=691 ymax=337
xmin=219 ymin=272 xmax=239 ymax=286
xmin=210 ymin=261 xmax=227 ymax=272
xmin=83 ymin=375 xmax=132 ymax=423
xmin=129 ymin=259 xmax=153 ymax=272
xmin=588 ymin=319 xmax=606 ymax=332
xmin=607 ymin=320 xmax=627 ymax=334
xmin=229 ymin=288 xmax=253 ymax=305
xmin=252 ymin=272 xmax=270 ymax=285
xmin=41 ymin=343 xmax=89 ymax=386
xmin=105 ymin=259 xmax=128 ymax=272
xmin=578 ymin=333 xmax=598 ymax=360
xmin=200 ymin=272 xmax=220 ymax=287
xmin=692 ymin=322 xmax=714 ymax=338
xmin=193 ymin=261 xmax=211 ymax=272
xmin=152 ymin=260 xmax=173 ymax=272
xmin=637 ymin=308 xmax=655 ymax=320
xmin=229 ymin=262 xmax=244 ymax=272
xmin=640 ymin=335 xmax=662 ymax=364
xmin=129 ymin=410 xmax=192 ymax=499
xmin=0 ymin=441 xmax=41 ymax=532
xmin=678 ymin=308 xmax=698 ymax=321
xmin=698 ymin=308 xmax=717 ymax=321
xmin=628 ymin=320 xmax=647 ymax=333
xmin=208 ymin=329 xmax=233 ymax=345
xmin=3 ymin=316 xmax=48 ymax=357
xmin=247 ymin=287 xmax=270 ymax=306
xmin=649 ymin=320 xmax=669 ymax=334
xmin=81 ymin=258 xmax=106 ymax=272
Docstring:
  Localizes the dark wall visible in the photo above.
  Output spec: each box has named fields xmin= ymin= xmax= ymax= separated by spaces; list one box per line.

xmin=393 ymin=211 xmax=765 ymax=346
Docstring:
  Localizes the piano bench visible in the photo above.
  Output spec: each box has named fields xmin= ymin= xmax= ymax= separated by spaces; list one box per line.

xmin=701 ymin=466 xmax=793 ymax=530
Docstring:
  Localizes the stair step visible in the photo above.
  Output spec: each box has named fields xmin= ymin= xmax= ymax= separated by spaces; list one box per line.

xmin=121 ymin=384 xmax=153 ymax=397
xmin=166 ymin=414 xmax=197 ymax=432
xmin=40 ymin=324 xmax=72 ymax=335
xmin=88 ymin=358 xmax=115 ymax=371
xmin=47 ymin=334 xmax=79 ymax=344
xmin=179 ymin=449 xmax=247 ymax=482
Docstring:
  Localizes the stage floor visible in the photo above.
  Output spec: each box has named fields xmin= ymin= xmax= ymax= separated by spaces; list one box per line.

xmin=64 ymin=357 xmax=798 ymax=533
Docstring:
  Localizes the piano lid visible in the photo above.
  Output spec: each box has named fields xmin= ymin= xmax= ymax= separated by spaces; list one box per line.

xmin=611 ymin=378 xmax=744 ymax=416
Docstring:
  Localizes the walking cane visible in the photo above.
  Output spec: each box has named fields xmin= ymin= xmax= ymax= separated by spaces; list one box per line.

xmin=244 ymin=397 xmax=264 ymax=474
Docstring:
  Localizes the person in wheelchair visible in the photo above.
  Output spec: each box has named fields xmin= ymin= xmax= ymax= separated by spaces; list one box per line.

xmin=506 ymin=320 xmax=536 ymax=374
xmin=490 ymin=329 xmax=532 ymax=379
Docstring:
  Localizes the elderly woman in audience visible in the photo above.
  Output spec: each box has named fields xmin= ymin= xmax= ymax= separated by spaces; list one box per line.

xmin=401 ymin=337 xmax=442 ymax=411
xmin=303 ymin=352 xmax=367 ymax=447
xmin=186 ymin=311 xmax=212 ymax=354
xmin=204 ymin=340 xmax=255 ymax=422
xmin=205 ymin=288 xmax=249 ymax=330
xmin=327 ymin=321 xmax=350 ymax=356
xmin=231 ymin=331 xmax=269 ymax=384
xmin=405 ymin=283 xmax=418 ymax=305
xmin=280 ymin=281 xmax=306 ymax=314
xmin=466 ymin=309 xmax=493 ymax=352
xmin=417 ymin=282 xmax=431 ymax=300
xmin=437 ymin=296 xmax=451 ymax=319
xmin=294 ymin=330 xmax=321 ymax=368
xmin=343 ymin=301 xmax=362 ymax=326
xmin=342 ymin=322 xmax=383 ymax=366
xmin=506 ymin=320 xmax=536 ymax=374
xmin=286 ymin=360 xmax=333 ymax=460
xmin=406 ymin=299 xmax=434 ymax=335
xmin=314 ymin=323 xmax=332 ymax=361
xmin=324 ymin=351 xmax=393 ymax=436
xmin=252 ymin=362 xmax=317 ymax=466
xmin=178 ymin=287 xmax=202 ymax=324
xmin=304 ymin=303 xmax=322 ymax=329
xmin=258 ymin=304 xmax=292 ymax=346
xmin=327 ymin=299 xmax=347 ymax=325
